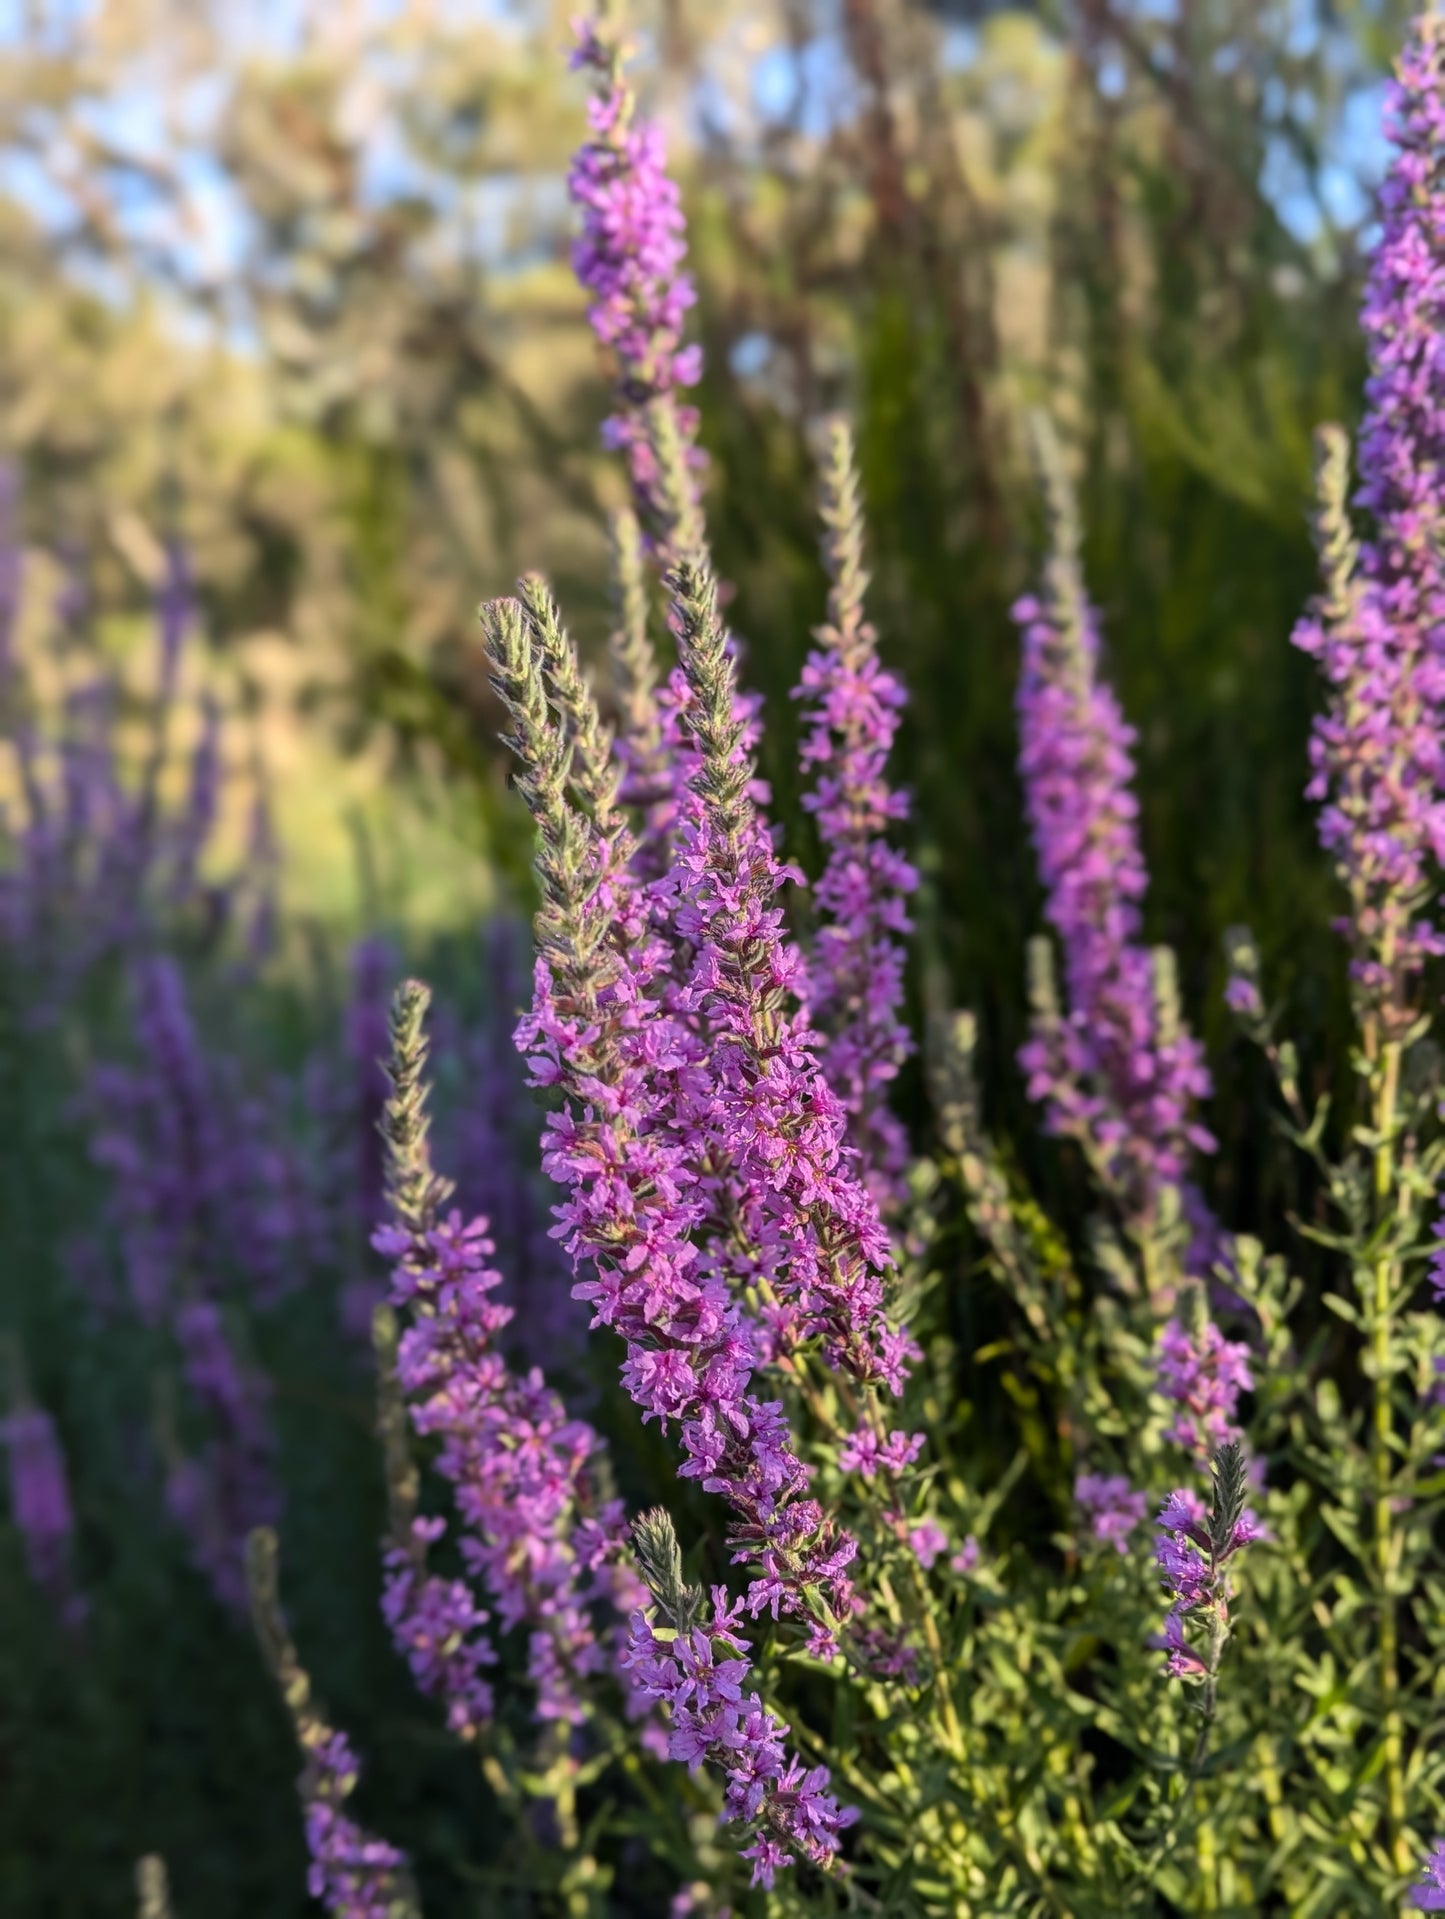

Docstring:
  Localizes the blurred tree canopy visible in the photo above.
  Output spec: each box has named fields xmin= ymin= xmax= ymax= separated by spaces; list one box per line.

xmin=0 ymin=0 xmax=1423 ymax=1219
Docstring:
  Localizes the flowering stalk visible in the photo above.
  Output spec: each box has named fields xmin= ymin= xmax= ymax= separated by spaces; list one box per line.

xmin=374 ymin=978 xmax=638 ymax=1737
xmin=793 ymin=418 xmax=917 ymax=1216
xmin=568 ymin=1 xmax=705 ymax=559
xmin=1291 ymin=23 xmax=1445 ymax=1867
xmin=373 ymin=1301 xmax=497 ymax=1745
xmin=667 ymin=555 xmax=907 ymax=1391
xmin=244 ymin=1527 xmax=419 ymax=1919
xmin=1014 ymin=417 xmax=1213 ymax=1269
xmin=1141 ymin=1442 xmax=1260 ymax=1889
xmin=622 ymin=1507 xmax=857 ymax=1890
xmin=481 ymin=589 xmax=859 ymax=1645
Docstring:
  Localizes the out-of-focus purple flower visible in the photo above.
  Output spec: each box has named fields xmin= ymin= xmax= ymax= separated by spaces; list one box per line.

xmin=1293 ymin=20 xmax=1445 ymax=1025
xmin=568 ymin=6 xmax=705 ymax=550
xmin=1074 ymin=1471 xmax=1148 ymax=1553
xmin=1412 ymin=1841 xmax=1445 ymax=1910
xmin=949 ymin=1537 xmax=980 ymax=1577
xmin=1223 ymin=975 xmax=1262 ymax=1020
xmin=1014 ymin=424 xmax=1214 ymax=1245
xmin=1156 ymin=1303 xmax=1253 ymax=1461
xmin=907 ymin=1520 xmax=948 ymax=1570
xmin=166 ymin=1300 xmax=280 ymax=1613
xmin=3 ymin=1401 xmax=85 ymax=1628
xmin=837 ymin=1428 xmax=924 ymax=1480
xmin=794 ymin=420 xmax=917 ymax=1216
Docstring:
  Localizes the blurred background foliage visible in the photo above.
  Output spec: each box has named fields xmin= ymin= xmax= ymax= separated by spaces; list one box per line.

xmin=0 ymin=0 xmax=1415 ymax=1119
xmin=0 ymin=0 xmax=1429 ymax=1908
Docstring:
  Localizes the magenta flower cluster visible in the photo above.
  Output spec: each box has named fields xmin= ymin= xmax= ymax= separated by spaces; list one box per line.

xmin=794 ymin=429 xmax=918 ymax=1215
xmin=621 ymin=1587 xmax=858 ymax=1888
xmin=1292 ymin=17 xmax=1445 ymax=1011
xmin=568 ymin=11 xmax=704 ymax=540
xmin=301 ymin=1729 xmax=411 ymax=1917
xmin=1013 ymin=536 xmax=1214 ymax=1234
xmin=376 ymin=1203 xmax=638 ymax=1732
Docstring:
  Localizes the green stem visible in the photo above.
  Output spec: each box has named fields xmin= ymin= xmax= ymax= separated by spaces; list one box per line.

xmin=1372 ymin=1035 xmax=1408 ymax=1872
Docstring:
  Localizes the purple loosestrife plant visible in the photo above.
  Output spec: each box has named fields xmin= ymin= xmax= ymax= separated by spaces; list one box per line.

xmin=1291 ymin=18 xmax=1445 ymax=1026
xmin=665 ymin=555 xmax=907 ymax=1392
xmin=624 ymin=1507 xmax=857 ymax=1890
xmin=373 ymin=979 xmax=639 ymax=1736
xmin=793 ymin=418 xmax=917 ymax=1217
xmin=374 ymin=1302 xmax=498 ymax=1744
xmin=568 ymin=3 xmax=705 ymax=559
xmin=1153 ymin=1444 xmax=1260 ymax=1706
xmin=1014 ymin=419 xmax=1214 ymax=1273
xmin=245 ymin=1528 xmax=419 ymax=1919
xmin=480 ymin=585 xmax=861 ymax=1650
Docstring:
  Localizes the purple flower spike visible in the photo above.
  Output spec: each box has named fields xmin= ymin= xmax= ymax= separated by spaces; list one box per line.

xmin=568 ymin=6 xmax=705 ymax=552
xmin=483 ymin=590 xmax=862 ymax=1652
xmin=1152 ymin=1441 xmax=1257 ymax=1692
xmin=794 ymin=419 xmax=917 ymax=1216
xmin=1293 ymin=18 xmax=1445 ymax=1025
xmin=1015 ymin=420 xmax=1214 ymax=1247
xmin=376 ymin=981 xmax=639 ymax=1737
xmin=626 ymin=1511 xmax=857 ymax=1890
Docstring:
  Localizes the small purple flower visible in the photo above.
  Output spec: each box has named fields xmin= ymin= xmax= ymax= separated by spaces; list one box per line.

xmin=837 ymin=1427 xmax=924 ymax=1479
xmin=949 ymin=1537 xmax=980 ymax=1577
xmin=1412 ymin=1841 xmax=1445 ymax=1910
xmin=1074 ymin=1472 xmax=1148 ymax=1554
xmin=1152 ymin=1442 xmax=1257 ymax=1688
xmin=1223 ymin=974 xmax=1262 ymax=1020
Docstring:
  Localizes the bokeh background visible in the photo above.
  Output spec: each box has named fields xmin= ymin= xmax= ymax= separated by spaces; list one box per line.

xmin=0 ymin=0 xmax=1421 ymax=1911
